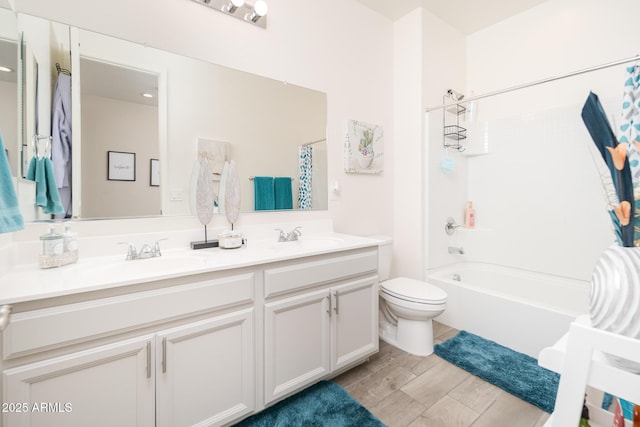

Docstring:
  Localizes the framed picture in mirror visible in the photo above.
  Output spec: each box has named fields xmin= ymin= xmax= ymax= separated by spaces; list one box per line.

xmin=150 ymin=159 xmax=160 ymax=186
xmin=108 ymin=151 xmax=136 ymax=181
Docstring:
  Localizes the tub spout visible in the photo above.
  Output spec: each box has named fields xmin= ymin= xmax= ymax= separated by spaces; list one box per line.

xmin=448 ymin=246 xmax=464 ymax=255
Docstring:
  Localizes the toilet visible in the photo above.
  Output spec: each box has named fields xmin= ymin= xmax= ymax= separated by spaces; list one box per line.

xmin=375 ymin=236 xmax=447 ymax=356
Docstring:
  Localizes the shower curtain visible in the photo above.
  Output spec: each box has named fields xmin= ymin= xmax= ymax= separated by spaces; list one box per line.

xmin=298 ymin=145 xmax=313 ymax=209
xmin=619 ymin=65 xmax=640 ymax=245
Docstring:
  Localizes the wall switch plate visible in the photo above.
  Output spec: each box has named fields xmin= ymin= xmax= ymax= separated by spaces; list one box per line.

xmin=169 ymin=189 xmax=183 ymax=201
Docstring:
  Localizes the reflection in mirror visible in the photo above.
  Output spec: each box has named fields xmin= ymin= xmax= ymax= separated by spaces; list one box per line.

xmin=79 ymin=58 xmax=160 ymax=218
xmin=17 ymin=19 xmax=328 ymax=221
xmin=73 ymin=28 xmax=327 ymax=219
xmin=0 ymin=11 xmax=17 ymax=178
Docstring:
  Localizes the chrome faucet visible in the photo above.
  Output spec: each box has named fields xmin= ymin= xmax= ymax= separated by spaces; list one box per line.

xmin=448 ymin=246 xmax=465 ymax=255
xmin=286 ymin=226 xmax=302 ymax=241
xmin=119 ymin=238 xmax=166 ymax=260
xmin=275 ymin=227 xmax=302 ymax=242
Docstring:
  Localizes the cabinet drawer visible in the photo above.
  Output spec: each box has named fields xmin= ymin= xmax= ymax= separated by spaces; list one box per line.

xmin=264 ymin=250 xmax=377 ymax=298
xmin=3 ymin=273 xmax=254 ymax=359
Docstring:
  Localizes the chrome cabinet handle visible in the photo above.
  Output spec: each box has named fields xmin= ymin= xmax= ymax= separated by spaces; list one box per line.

xmin=146 ymin=341 xmax=151 ymax=379
xmin=333 ymin=291 xmax=339 ymax=315
xmin=162 ymin=337 xmax=167 ymax=373
xmin=326 ymin=295 xmax=331 ymax=317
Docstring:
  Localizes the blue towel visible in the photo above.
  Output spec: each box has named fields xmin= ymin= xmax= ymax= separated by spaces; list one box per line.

xmin=254 ymin=176 xmax=275 ymax=211
xmin=26 ymin=156 xmax=64 ymax=215
xmin=0 ymin=133 xmax=24 ymax=233
xmin=274 ymin=177 xmax=293 ymax=210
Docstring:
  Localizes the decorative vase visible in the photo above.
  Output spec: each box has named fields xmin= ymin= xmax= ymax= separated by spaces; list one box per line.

xmin=589 ymin=244 xmax=640 ymax=372
xmin=358 ymin=151 xmax=374 ymax=169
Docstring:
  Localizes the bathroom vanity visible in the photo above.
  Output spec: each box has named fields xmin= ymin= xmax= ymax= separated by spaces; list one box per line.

xmin=0 ymin=233 xmax=379 ymax=426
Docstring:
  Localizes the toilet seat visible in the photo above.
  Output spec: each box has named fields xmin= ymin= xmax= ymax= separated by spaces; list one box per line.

xmin=380 ymin=277 xmax=447 ymax=305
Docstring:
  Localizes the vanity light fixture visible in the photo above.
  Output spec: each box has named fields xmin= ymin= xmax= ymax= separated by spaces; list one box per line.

xmin=191 ymin=0 xmax=268 ymax=29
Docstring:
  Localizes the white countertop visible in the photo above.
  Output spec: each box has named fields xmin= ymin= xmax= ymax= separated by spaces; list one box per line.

xmin=0 ymin=233 xmax=380 ymax=305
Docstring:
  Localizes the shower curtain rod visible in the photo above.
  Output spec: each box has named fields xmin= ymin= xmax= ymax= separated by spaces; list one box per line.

xmin=425 ymin=54 xmax=640 ymax=112
xmin=301 ymin=138 xmax=326 ymax=146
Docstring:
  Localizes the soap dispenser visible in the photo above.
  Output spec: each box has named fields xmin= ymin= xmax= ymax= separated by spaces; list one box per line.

xmin=62 ymin=222 xmax=78 ymax=253
xmin=40 ymin=224 xmax=63 ymax=256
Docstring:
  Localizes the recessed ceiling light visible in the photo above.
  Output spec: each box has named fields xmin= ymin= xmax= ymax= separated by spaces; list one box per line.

xmin=0 ymin=66 xmax=13 ymax=73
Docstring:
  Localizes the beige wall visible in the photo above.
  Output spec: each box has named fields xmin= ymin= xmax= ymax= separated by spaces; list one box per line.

xmin=81 ymin=95 xmax=160 ymax=218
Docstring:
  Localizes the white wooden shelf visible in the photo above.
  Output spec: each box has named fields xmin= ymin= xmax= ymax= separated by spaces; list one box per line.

xmin=539 ymin=315 xmax=640 ymax=427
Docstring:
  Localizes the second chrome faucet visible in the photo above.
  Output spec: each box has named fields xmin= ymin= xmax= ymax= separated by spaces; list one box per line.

xmin=119 ymin=238 xmax=167 ymax=260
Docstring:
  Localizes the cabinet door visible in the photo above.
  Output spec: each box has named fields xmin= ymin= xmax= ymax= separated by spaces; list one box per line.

xmin=264 ymin=289 xmax=331 ymax=405
xmin=3 ymin=335 xmax=155 ymax=427
xmin=332 ymin=276 xmax=379 ymax=371
xmin=155 ymin=308 xmax=255 ymax=427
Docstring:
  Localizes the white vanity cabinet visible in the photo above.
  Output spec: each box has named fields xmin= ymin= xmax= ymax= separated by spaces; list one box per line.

xmin=1 ymin=270 xmax=256 ymax=427
xmin=0 ymin=238 xmax=380 ymax=426
xmin=263 ymin=249 xmax=379 ymax=405
xmin=3 ymin=335 xmax=156 ymax=427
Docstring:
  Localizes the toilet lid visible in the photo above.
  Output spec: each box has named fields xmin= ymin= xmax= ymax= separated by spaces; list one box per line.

xmin=381 ymin=277 xmax=447 ymax=304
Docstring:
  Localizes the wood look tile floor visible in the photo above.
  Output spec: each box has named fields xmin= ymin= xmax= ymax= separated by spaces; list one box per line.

xmin=332 ymin=321 xmax=551 ymax=427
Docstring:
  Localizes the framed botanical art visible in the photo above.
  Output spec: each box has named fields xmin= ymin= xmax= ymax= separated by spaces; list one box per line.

xmin=150 ymin=159 xmax=160 ymax=186
xmin=344 ymin=119 xmax=383 ymax=174
xmin=107 ymin=151 xmax=136 ymax=181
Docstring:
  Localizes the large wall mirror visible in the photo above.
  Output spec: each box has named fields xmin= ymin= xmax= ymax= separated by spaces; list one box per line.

xmin=14 ymin=13 xmax=328 ymax=221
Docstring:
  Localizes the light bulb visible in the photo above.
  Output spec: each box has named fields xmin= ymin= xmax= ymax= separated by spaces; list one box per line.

xmin=226 ymin=0 xmax=245 ymax=13
xmin=253 ymin=0 xmax=268 ymax=17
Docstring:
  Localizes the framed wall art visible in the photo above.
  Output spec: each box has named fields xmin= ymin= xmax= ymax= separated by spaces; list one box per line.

xmin=107 ymin=151 xmax=136 ymax=181
xmin=150 ymin=158 xmax=160 ymax=186
xmin=344 ymin=119 xmax=383 ymax=174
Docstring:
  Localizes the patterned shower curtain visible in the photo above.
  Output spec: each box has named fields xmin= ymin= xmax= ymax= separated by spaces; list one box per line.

xmin=298 ymin=145 xmax=313 ymax=209
xmin=619 ymin=64 xmax=640 ymax=245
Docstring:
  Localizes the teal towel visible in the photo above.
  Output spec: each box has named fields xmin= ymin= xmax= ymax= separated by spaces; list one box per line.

xmin=26 ymin=156 xmax=64 ymax=215
xmin=274 ymin=177 xmax=293 ymax=210
xmin=0 ymin=133 xmax=24 ymax=233
xmin=254 ymin=176 xmax=275 ymax=211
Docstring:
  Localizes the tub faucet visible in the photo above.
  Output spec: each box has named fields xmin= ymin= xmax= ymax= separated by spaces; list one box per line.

xmin=448 ymin=246 xmax=464 ymax=255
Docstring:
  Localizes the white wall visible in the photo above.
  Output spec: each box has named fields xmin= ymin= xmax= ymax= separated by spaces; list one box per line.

xmin=421 ymin=10 xmax=467 ymax=274
xmin=11 ymin=0 xmax=395 ymax=239
xmin=427 ymin=0 xmax=639 ymax=281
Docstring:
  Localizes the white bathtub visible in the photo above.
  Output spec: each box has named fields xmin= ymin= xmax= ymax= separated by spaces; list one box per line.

xmin=429 ymin=262 xmax=590 ymax=358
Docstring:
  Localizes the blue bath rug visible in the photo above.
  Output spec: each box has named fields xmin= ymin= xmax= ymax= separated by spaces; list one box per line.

xmin=233 ymin=380 xmax=386 ymax=427
xmin=434 ymin=330 xmax=559 ymax=413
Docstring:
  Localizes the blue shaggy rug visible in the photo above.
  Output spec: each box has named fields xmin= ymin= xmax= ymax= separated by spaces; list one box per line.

xmin=434 ymin=330 xmax=559 ymax=413
xmin=233 ymin=381 xmax=386 ymax=426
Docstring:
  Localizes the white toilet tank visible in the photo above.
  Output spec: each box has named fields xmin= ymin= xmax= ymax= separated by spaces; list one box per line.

xmin=370 ymin=235 xmax=393 ymax=281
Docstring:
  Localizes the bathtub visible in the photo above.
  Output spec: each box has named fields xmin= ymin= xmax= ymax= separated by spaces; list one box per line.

xmin=429 ymin=262 xmax=590 ymax=358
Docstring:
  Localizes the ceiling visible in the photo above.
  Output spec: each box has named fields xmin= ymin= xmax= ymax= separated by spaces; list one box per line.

xmin=0 ymin=39 xmax=16 ymax=84
xmin=80 ymin=57 xmax=158 ymax=107
xmin=356 ymin=0 xmax=548 ymax=34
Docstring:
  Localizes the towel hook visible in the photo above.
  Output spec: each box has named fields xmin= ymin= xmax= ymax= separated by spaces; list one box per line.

xmin=32 ymin=134 xmax=52 ymax=159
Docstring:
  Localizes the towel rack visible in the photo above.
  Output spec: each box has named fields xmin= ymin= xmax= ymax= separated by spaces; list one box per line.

xmin=249 ymin=176 xmax=295 ymax=181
